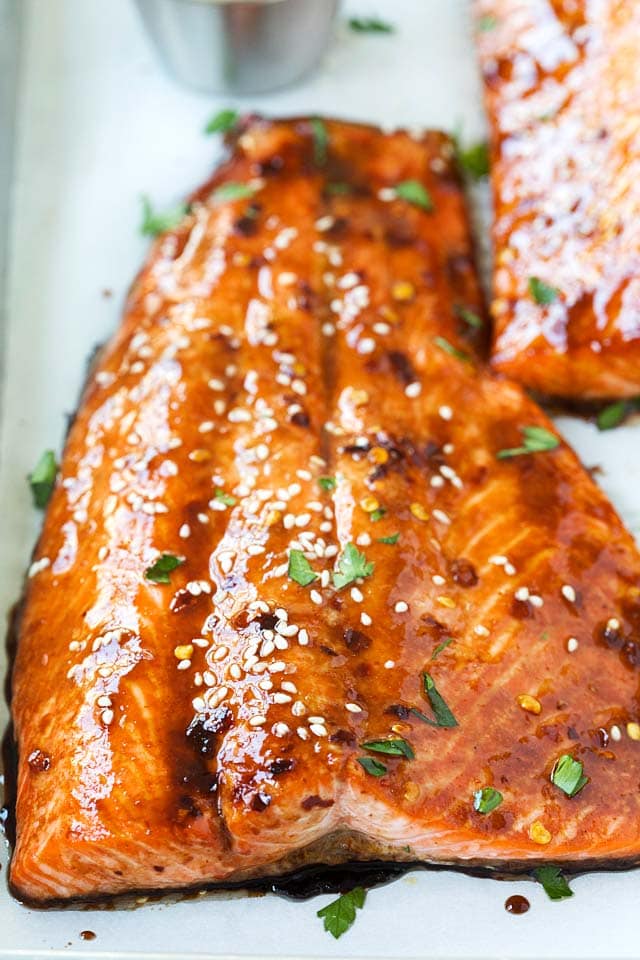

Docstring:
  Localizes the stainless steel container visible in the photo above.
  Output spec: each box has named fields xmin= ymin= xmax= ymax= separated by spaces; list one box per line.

xmin=134 ymin=0 xmax=340 ymax=95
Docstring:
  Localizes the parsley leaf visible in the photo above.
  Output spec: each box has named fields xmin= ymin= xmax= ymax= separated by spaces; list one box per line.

xmin=534 ymin=866 xmax=573 ymax=901
xmin=318 ymin=476 xmax=337 ymax=491
xmin=317 ymin=887 xmax=366 ymax=939
xmin=333 ymin=543 xmax=374 ymax=589
xmin=348 ymin=17 xmax=394 ymax=33
xmin=477 ymin=14 xmax=497 ymax=31
xmin=212 ymin=182 xmax=257 ymax=204
xmin=431 ymin=637 xmax=453 ymax=659
xmin=528 ymin=276 xmax=559 ymax=305
xmin=325 ymin=182 xmax=352 ymax=195
xmin=145 ymin=554 xmax=184 ymax=584
xmin=455 ymin=304 xmax=483 ymax=329
xmin=434 ymin=336 xmax=471 ymax=362
xmin=456 ymin=141 xmax=489 ymax=180
xmin=357 ymin=756 xmax=387 ymax=777
xmin=310 ymin=117 xmax=328 ymax=167
xmin=473 ymin=787 xmax=503 ymax=814
xmin=214 ymin=489 xmax=236 ymax=506
xmin=370 ymin=507 xmax=387 ymax=522
xmin=140 ymin=195 xmax=188 ymax=237
xmin=377 ymin=532 xmax=399 ymax=545
xmin=361 ymin=737 xmax=414 ymax=759
xmin=422 ymin=671 xmax=458 ymax=727
xmin=288 ymin=549 xmax=318 ymax=587
xmin=394 ymin=179 xmax=433 ymax=211
xmin=497 ymin=425 xmax=560 ymax=459
xmin=29 ymin=450 xmax=57 ymax=508
xmin=204 ymin=108 xmax=238 ymax=135
xmin=597 ymin=401 xmax=627 ymax=431
xmin=551 ymin=754 xmax=588 ymax=798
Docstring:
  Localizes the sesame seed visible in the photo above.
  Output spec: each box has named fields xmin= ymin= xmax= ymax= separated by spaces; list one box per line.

xmin=281 ymin=681 xmax=297 ymax=694
xmin=315 ymin=215 xmax=335 ymax=232
xmin=268 ymin=660 xmax=286 ymax=673
xmin=273 ymin=693 xmax=292 ymax=704
xmin=394 ymin=601 xmax=409 ymax=613
xmin=179 ymin=523 xmax=191 ymax=538
xmin=249 ymin=716 xmax=267 ymax=727
xmin=291 ymin=701 xmax=306 ymax=716
xmin=308 ymin=716 xmax=325 ymax=724
xmin=504 ymin=563 xmax=517 ymax=576
xmin=273 ymin=722 xmax=290 ymax=737
xmin=345 ymin=703 xmax=362 ymax=713
xmin=474 ymin=624 xmax=490 ymax=637
xmin=561 ymin=584 xmax=576 ymax=603
xmin=430 ymin=475 xmax=445 ymax=488
xmin=384 ymin=660 xmax=395 ymax=669
xmin=438 ymin=405 xmax=453 ymax=421
xmin=358 ymin=337 xmax=376 ymax=355
xmin=405 ymin=382 xmax=421 ymax=398
xmin=607 ymin=617 xmax=621 ymax=631
xmin=258 ymin=678 xmax=273 ymax=690
xmin=515 ymin=587 xmax=530 ymax=601
xmin=360 ymin=612 xmax=372 ymax=626
xmin=529 ymin=595 xmax=544 ymax=608
xmin=310 ymin=723 xmax=328 ymax=737
xmin=101 ymin=709 xmax=114 ymax=725
xmin=567 ymin=637 xmax=579 ymax=653
xmin=432 ymin=509 xmax=451 ymax=525
xmin=297 ymin=727 xmax=309 ymax=740
xmin=310 ymin=589 xmax=323 ymax=605
xmin=610 ymin=725 xmax=622 ymax=741
xmin=351 ymin=587 xmax=364 ymax=603
xmin=298 ymin=629 xmax=309 ymax=645
xmin=192 ymin=697 xmax=206 ymax=712
xmin=229 ymin=664 xmax=242 ymax=680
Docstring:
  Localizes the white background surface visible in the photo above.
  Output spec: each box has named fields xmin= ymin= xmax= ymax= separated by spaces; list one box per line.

xmin=1 ymin=1 xmax=640 ymax=957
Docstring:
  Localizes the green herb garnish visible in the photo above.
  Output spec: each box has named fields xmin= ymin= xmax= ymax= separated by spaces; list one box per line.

xmin=551 ymin=754 xmax=588 ymax=798
xmin=214 ymin=488 xmax=237 ymax=506
xmin=357 ymin=756 xmax=387 ymax=777
xmin=361 ymin=737 xmax=414 ymax=759
xmin=333 ymin=543 xmax=374 ymax=589
xmin=145 ymin=554 xmax=184 ymax=584
xmin=455 ymin=304 xmax=483 ymax=329
xmin=477 ymin=14 xmax=497 ymax=31
xmin=473 ymin=787 xmax=503 ymax=814
xmin=140 ymin=195 xmax=188 ymax=237
xmin=431 ymin=637 xmax=453 ymax=659
xmin=534 ymin=866 xmax=573 ymax=901
xmin=29 ymin=450 xmax=57 ymax=508
xmin=325 ymin=182 xmax=352 ymax=195
xmin=318 ymin=476 xmax=337 ymax=491
xmin=370 ymin=507 xmax=387 ymax=522
xmin=377 ymin=533 xmax=400 ymax=545
xmin=394 ymin=179 xmax=433 ymax=211
xmin=348 ymin=16 xmax=394 ymax=33
xmin=528 ymin=276 xmax=559 ymax=305
xmin=310 ymin=117 xmax=328 ymax=167
xmin=434 ymin=336 xmax=470 ymax=363
xmin=317 ymin=887 xmax=366 ymax=939
xmin=597 ymin=401 xmax=627 ymax=431
xmin=288 ymin=549 xmax=318 ymax=587
xmin=204 ymin=108 xmax=238 ymax=135
xmin=456 ymin=141 xmax=489 ymax=180
xmin=497 ymin=425 xmax=560 ymax=459
xmin=422 ymin=671 xmax=458 ymax=727
xmin=212 ymin=182 xmax=257 ymax=204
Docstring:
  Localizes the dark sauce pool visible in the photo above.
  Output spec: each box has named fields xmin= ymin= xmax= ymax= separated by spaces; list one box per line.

xmin=505 ymin=894 xmax=530 ymax=915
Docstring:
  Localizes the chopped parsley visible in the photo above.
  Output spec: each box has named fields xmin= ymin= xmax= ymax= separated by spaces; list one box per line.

xmin=214 ymin=489 xmax=236 ymax=506
xmin=318 ymin=475 xmax=337 ymax=491
xmin=317 ymin=887 xmax=366 ymax=939
xmin=361 ymin=737 xmax=414 ymax=759
xmin=455 ymin=304 xmax=483 ymax=329
xmin=528 ymin=276 xmax=559 ymax=305
xmin=473 ymin=787 xmax=503 ymax=814
xmin=348 ymin=16 xmax=394 ymax=33
xmin=212 ymin=182 xmax=257 ymax=204
xmin=140 ymin=195 xmax=188 ymax=237
xmin=310 ymin=117 xmax=328 ymax=167
xmin=377 ymin=532 xmax=399 ymax=545
xmin=534 ymin=866 xmax=573 ymax=901
xmin=370 ymin=507 xmax=387 ymax=522
xmin=333 ymin=543 xmax=374 ymax=589
xmin=145 ymin=554 xmax=184 ymax=584
xmin=551 ymin=754 xmax=588 ymax=798
xmin=597 ymin=400 xmax=627 ymax=431
xmin=394 ymin=179 xmax=433 ymax=212
xmin=288 ymin=549 xmax=318 ymax=587
xmin=421 ymin=671 xmax=458 ymax=727
xmin=497 ymin=425 xmax=560 ymax=459
xmin=325 ymin=182 xmax=352 ymax=195
xmin=477 ymin=14 xmax=497 ymax=31
xmin=29 ymin=450 xmax=57 ymax=508
xmin=456 ymin=141 xmax=489 ymax=180
xmin=431 ymin=637 xmax=453 ymax=659
xmin=357 ymin=756 xmax=387 ymax=777
xmin=434 ymin=336 xmax=470 ymax=363
xmin=204 ymin=108 xmax=238 ymax=135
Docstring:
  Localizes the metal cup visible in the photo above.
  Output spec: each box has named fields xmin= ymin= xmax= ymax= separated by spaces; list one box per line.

xmin=133 ymin=0 xmax=340 ymax=95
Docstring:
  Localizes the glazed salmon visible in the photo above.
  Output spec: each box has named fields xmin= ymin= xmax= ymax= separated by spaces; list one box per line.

xmin=9 ymin=116 xmax=640 ymax=905
xmin=477 ymin=0 xmax=640 ymax=399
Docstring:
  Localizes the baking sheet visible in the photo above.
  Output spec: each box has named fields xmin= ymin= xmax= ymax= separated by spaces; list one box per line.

xmin=1 ymin=0 xmax=640 ymax=957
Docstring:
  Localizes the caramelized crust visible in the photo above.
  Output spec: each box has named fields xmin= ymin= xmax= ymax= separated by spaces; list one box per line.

xmin=9 ymin=117 xmax=640 ymax=904
xmin=477 ymin=0 xmax=640 ymax=399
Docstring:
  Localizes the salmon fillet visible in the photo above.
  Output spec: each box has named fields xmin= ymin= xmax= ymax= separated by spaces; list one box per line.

xmin=477 ymin=0 xmax=640 ymax=399
xmin=9 ymin=116 xmax=640 ymax=905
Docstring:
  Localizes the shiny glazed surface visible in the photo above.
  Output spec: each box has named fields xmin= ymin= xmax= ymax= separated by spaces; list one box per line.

xmin=477 ymin=0 xmax=640 ymax=399
xmin=10 ymin=117 xmax=640 ymax=904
